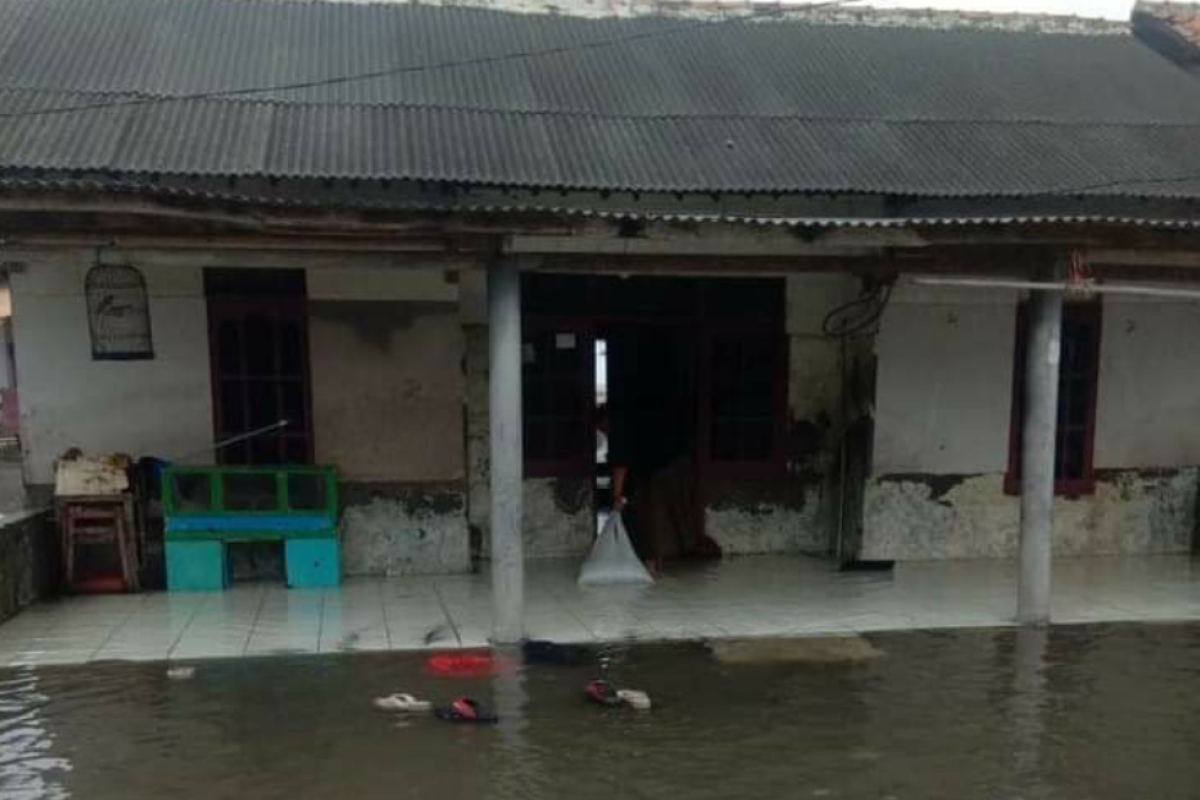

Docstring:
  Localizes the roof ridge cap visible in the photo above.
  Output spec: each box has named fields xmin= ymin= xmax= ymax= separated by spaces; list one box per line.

xmin=639 ymin=3 xmax=1129 ymax=35
xmin=47 ymin=0 xmax=1133 ymax=34
xmin=1135 ymin=1 xmax=1200 ymax=21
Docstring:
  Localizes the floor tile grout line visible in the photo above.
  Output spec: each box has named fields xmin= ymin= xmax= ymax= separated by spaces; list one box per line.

xmin=378 ymin=579 xmax=394 ymax=650
xmin=241 ymin=586 xmax=271 ymax=656
xmin=315 ymin=589 xmax=327 ymax=652
xmin=87 ymin=593 xmax=152 ymax=662
xmin=542 ymin=584 xmax=601 ymax=641
xmin=165 ymin=594 xmax=212 ymax=662
xmin=4 ymin=556 xmax=1200 ymax=666
xmin=537 ymin=577 xmax=600 ymax=636
xmin=430 ymin=580 xmax=463 ymax=647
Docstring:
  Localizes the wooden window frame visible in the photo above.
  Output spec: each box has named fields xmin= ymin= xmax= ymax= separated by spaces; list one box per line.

xmin=697 ymin=322 xmax=789 ymax=481
xmin=521 ymin=318 xmax=595 ymax=479
xmin=205 ymin=269 xmax=315 ymax=466
xmin=1005 ymin=300 xmax=1102 ymax=498
xmin=518 ymin=275 xmax=788 ymax=481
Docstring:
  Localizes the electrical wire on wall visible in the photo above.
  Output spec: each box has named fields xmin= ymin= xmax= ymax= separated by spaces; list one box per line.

xmin=822 ymin=277 xmax=895 ymax=567
xmin=821 ymin=278 xmax=895 ymax=341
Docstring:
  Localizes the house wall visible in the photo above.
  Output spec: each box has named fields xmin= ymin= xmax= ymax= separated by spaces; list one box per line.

xmin=10 ymin=255 xmax=474 ymax=575
xmin=462 ymin=271 xmax=596 ymax=561
xmin=307 ymin=265 xmax=470 ymax=575
xmin=10 ymin=260 xmax=213 ymax=491
xmin=0 ymin=509 xmax=54 ymax=626
xmin=705 ymin=274 xmax=859 ymax=555
xmin=864 ymin=285 xmax=1200 ymax=559
xmin=463 ymin=271 xmax=858 ymax=559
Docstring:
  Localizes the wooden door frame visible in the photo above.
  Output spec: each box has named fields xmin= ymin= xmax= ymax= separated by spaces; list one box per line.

xmin=523 ymin=274 xmax=789 ymax=548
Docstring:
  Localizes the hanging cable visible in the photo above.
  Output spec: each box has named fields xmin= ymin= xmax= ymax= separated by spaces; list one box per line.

xmin=821 ymin=278 xmax=894 ymax=340
xmin=0 ymin=0 xmax=856 ymax=122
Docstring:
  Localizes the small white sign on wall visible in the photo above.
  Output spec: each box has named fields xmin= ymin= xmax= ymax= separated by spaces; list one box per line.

xmin=555 ymin=332 xmax=577 ymax=350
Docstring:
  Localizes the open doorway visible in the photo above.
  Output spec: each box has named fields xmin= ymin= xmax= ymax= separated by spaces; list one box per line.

xmin=524 ymin=273 xmax=785 ymax=567
xmin=594 ymin=336 xmax=610 ymax=534
xmin=602 ymin=323 xmax=709 ymax=562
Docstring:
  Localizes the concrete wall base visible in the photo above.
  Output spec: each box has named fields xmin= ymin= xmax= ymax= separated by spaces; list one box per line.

xmin=340 ymin=483 xmax=470 ymax=576
xmin=0 ymin=509 xmax=55 ymax=625
xmin=863 ymin=468 xmax=1199 ymax=559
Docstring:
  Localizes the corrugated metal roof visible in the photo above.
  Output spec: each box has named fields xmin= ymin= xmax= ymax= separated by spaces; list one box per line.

xmin=2 ymin=0 xmax=1200 ymax=199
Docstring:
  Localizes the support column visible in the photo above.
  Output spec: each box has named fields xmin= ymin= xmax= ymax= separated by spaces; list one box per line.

xmin=488 ymin=261 xmax=525 ymax=643
xmin=1017 ymin=288 xmax=1062 ymax=626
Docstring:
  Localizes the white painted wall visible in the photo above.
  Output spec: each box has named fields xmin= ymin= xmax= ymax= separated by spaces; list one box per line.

xmin=786 ymin=274 xmax=858 ymax=423
xmin=10 ymin=260 xmax=213 ymax=485
xmin=1094 ymin=300 xmax=1200 ymax=469
xmin=872 ymin=286 xmax=1017 ymax=475
xmin=874 ymin=289 xmax=1200 ymax=477
xmin=866 ymin=289 xmax=1200 ymax=560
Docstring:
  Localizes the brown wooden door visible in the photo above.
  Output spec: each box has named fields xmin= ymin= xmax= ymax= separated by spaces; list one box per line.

xmin=206 ymin=270 xmax=314 ymax=465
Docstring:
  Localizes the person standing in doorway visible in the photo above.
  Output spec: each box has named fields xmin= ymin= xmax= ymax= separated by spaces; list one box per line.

xmin=597 ymin=403 xmax=718 ymax=573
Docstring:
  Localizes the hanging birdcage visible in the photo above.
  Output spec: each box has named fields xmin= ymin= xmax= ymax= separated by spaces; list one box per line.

xmin=86 ymin=263 xmax=154 ymax=360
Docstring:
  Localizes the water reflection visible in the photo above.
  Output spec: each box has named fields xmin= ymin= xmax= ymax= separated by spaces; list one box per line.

xmin=0 ymin=669 xmax=70 ymax=800
xmin=1010 ymin=626 xmax=1050 ymax=799
xmin=488 ymin=646 xmax=536 ymax=800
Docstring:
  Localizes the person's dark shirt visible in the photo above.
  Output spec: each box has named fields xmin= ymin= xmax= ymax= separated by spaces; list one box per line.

xmin=606 ymin=407 xmax=684 ymax=479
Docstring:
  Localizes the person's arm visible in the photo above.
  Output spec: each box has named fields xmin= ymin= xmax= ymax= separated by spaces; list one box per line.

xmin=612 ymin=465 xmax=629 ymax=511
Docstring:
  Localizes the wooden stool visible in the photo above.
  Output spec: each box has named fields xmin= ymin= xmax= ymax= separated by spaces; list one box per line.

xmin=57 ymin=495 xmax=140 ymax=592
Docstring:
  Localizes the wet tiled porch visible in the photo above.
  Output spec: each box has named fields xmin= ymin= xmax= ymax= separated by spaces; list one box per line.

xmin=0 ymin=555 xmax=1197 ymax=666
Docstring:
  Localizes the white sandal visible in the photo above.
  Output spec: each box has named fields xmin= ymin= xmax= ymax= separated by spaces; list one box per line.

xmin=373 ymin=693 xmax=433 ymax=713
xmin=616 ymin=689 xmax=651 ymax=710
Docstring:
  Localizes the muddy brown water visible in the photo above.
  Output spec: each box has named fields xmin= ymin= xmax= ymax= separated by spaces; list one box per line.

xmin=1 ymin=624 xmax=1198 ymax=800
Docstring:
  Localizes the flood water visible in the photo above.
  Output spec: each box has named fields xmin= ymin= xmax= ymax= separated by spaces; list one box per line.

xmin=2 ymin=624 xmax=1198 ymax=800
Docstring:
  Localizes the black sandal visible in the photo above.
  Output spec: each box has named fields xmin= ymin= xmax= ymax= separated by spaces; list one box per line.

xmin=434 ymin=697 xmax=499 ymax=724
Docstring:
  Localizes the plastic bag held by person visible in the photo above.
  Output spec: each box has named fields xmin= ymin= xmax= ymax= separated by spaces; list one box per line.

xmin=578 ymin=513 xmax=654 ymax=586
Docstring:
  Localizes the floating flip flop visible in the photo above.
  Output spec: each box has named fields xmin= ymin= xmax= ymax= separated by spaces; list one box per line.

xmin=425 ymin=651 xmax=515 ymax=678
xmin=373 ymin=693 xmax=433 ymax=713
xmin=434 ymin=697 xmax=499 ymax=724
xmin=585 ymin=679 xmax=623 ymax=707
xmin=616 ymin=689 xmax=652 ymax=711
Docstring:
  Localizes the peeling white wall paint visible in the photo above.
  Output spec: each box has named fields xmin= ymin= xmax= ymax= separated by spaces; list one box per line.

xmin=863 ymin=470 xmax=1197 ymax=560
xmin=341 ymin=494 xmax=471 ymax=575
xmin=867 ymin=285 xmax=1200 ymax=559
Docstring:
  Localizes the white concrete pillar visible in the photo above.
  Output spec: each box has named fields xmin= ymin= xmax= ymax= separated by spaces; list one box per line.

xmin=1017 ymin=289 xmax=1062 ymax=626
xmin=488 ymin=261 xmax=525 ymax=643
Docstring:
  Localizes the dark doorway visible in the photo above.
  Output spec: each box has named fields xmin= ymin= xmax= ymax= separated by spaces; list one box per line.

xmin=205 ymin=269 xmax=314 ymax=465
xmin=605 ymin=322 xmax=699 ymax=558
xmin=522 ymin=273 xmax=787 ymax=561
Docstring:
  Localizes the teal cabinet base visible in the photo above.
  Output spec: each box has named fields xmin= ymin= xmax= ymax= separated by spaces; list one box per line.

xmin=285 ymin=538 xmax=341 ymax=588
xmin=166 ymin=541 xmax=229 ymax=591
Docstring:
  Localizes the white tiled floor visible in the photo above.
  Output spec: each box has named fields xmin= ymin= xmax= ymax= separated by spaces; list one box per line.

xmin=0 ymin=554 xmax=1197 ymax=666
